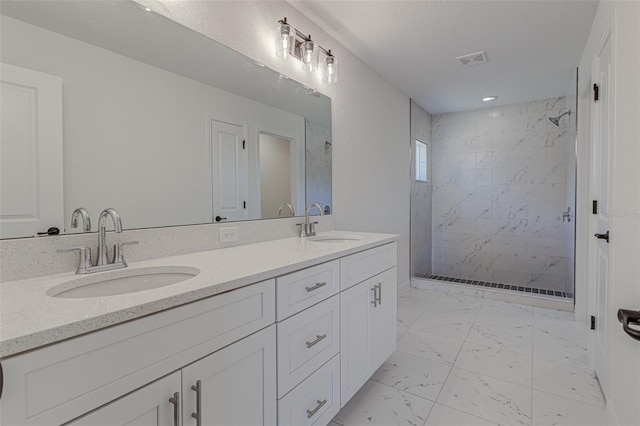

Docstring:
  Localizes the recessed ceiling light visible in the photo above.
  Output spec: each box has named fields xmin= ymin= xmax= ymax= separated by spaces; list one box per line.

xmin=482 ymin=96 xmax=497 ymax=102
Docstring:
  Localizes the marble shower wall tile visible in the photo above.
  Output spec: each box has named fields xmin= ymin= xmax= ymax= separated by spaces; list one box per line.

xmin=430 ymin=97 xmax=572 ymax=291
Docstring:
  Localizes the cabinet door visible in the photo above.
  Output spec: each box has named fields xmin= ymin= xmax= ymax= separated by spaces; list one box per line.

xmin=67 ymin=372 xmax=181 ymax=426
xmin=370 ymin=267 xmax=397 ymax=371
xmin=340 ymin=280 xmax=373 ymax=406
xmin=182 ymin=325 xmax=277 ymax=426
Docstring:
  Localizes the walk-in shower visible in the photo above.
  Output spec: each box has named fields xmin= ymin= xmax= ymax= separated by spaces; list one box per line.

xmin=410 ymin=96 xmax=577 ymax=301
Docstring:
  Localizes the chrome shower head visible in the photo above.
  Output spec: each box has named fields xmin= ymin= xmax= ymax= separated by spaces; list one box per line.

xmin=549 ymin=110 xmax=572 ymax=127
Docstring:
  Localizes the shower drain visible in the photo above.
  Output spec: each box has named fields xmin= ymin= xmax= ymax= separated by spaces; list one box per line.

xmin=426 ymin=275 xmax=573 ymax=299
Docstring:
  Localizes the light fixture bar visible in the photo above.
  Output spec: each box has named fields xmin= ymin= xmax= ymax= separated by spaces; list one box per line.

xmin=276 ymin=17 xmax=337 ymax=83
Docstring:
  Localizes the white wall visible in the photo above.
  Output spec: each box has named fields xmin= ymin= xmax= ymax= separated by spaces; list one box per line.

xmin=577 ymin=2 xmax=640 ymax=425
xmin=410 ymin=100 xmax=433 ymax=277
xmin=1 ymin=15 xmax=305 ymax=231
xmin=141 ymin=0 xmax=412 ymax=287
xmin=430 ymin=98 xmax=572 ymax=293
xmin=260 ymin=134 xmax=291 ymax=219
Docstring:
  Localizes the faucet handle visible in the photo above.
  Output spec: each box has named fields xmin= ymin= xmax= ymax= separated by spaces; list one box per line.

xmin=114 ymin=240 xmax=138 ymax=265
xmin=57 ymin=246 xmax=93 ymax=274
xmin=308 ymin=221 xmax=319 ymax=237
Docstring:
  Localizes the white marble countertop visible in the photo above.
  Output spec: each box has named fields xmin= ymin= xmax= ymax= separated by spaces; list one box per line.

xmin=0 ymin=231 xmax=396 ymax=358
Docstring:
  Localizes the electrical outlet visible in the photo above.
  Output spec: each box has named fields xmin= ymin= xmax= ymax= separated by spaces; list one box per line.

xmin=220 ymin=227 xmax=239 ymax=243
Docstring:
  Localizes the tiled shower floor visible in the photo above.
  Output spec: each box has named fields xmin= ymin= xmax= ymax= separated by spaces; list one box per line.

xmin=426 ymin=274 xmax=573 ymax=299
xmin=331 ymin=285 xmax=605 ymax=426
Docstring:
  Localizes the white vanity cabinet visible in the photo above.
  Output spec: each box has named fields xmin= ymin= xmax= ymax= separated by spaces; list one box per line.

xmin=0 ymin=237 xmax=398 ymax=426
xmin=340 ymin=246 xmax=397 ymax=406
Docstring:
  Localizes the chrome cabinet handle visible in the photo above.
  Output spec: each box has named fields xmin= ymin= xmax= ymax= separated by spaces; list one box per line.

xmin=168 ymin=392 xmax=180 ymax=426
xmin=305 ymin=282 xmax=327 ymax=292
xmin=306 ymin=334 xmax=327 ymax=348
xmin=191 ymin=380 xmax=202 ymax=426
xmin=306 ymin=399 xmax=327 ymax=419
xmin=376 ymin=283 xmax=382 ymax=305
xmin=371 ymin=286 xmax=378 ymax=307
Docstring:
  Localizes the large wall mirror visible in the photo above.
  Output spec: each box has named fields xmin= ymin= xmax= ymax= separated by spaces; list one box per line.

xmin=0 ymin=1 xmax=332 ymax=239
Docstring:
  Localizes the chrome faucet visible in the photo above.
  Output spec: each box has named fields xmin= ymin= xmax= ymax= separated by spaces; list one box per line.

xmin=97 ymin=208 xmax=123 ymax=265
xmin=71 ymin=207 xmax=91 ymax=232
xmin=58 ymin=207 xmax=137 ymax=274
xmin=278 ymin=203 xmax=295 ymax=217
xmin=298 ymin=203 xmax=324 ymax=237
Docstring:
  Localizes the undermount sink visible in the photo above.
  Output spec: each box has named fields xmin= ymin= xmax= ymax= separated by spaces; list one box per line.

xmin=308 ymin=234 xmax=361 ymax=243
xmin=47 ymin=266 xmax=200 ymax=298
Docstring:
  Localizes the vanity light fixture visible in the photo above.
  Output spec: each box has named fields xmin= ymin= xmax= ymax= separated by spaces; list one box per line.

xmin=276 ymin=17 xmax=338 ymax=83
xmin=482 ymin=96 xmax=498 ymax=102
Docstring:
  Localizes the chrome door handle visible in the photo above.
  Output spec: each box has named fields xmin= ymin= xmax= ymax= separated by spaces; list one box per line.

xmin=191 ymin=380 xmax=202 ymax=426
xmin=168 ymin=392 xmax=180 ymax=426
xmin=375 ymin=283 xmax=382 ymax=305
xmin=305 ymin=282 xmax=327 ymax=292
xmin=594 ymin=231 xmax=610 ymax=243
xmin=305 ymin=334 xmax=327 ymax=348
xmin=618 ymin=309 xmax=640 ymax=342
xmin=306 ymin=399 xmax=327 ymax=418
xmin=371 ymin=286 xmax=378 ymax=307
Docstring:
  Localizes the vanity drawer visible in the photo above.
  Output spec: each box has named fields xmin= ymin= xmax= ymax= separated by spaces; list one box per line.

xmin=340 ymin=242 xmax=397 ymax=290
xmin=0 ymin=279 xmax=275 ymax=426
xmin=278 ymin=354 xmax=340 ymax=426
xmin=276 ymin=259 xmax=339 ymax=320
xmin=277 ymin=294 xmax=340 ymax=398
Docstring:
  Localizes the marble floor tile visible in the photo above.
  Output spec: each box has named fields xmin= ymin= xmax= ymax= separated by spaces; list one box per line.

xmin=370 ymin=351 xmax=451 ymax=401
xmin=437 ymin=368 xmax=532 ymax=426
xmin=478 ymin=300 xmax=534 ymax=319
xmin=332 ymin=380 xmax=434 ymax=426
xmin=533 ymin=306 xmax=576 ymax=321
xmin=532 ymin=357 xmax=605 ymax=406
xmin=454 ymin=341 xmax=532 ymax=386
xmin=532 ymin=390 xmax=607 ymax=426
xmin=397 ymin=329 xmax=464 ymax=365
xmin=425 ymin=403 xmax=499 ymax=426
xmin=397 ymin=323 xmax=409 ymax=340
xmin=397 ymin=304 xmax=428 ymax=329
xmin=466 ymin=319 xmax=533 ymax=356
xmin=532 ymin=326 xmax=589 ymax=367
xmin=410 ymin=311 xmax=475 ymax=340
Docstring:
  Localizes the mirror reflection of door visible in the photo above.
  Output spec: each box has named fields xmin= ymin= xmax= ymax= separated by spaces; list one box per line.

xmin=259 ymin=133 xmax=294 ymax=219
xmin=210 ymin=119 xmax=248 ymax=222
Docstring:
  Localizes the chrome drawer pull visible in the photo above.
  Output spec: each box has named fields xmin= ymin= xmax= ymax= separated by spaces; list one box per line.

xmin=306 ymin=399 xmax=328 ymax=418
xmin=306 ymin=334 xmax=327 ymax=348
xmin=305 ymin=282 xmax=327 ymax=292
xmin=371 ymin=286 xmax=378 ymax=307
xmin=168 ymin=392 xmax=180 ymax=426
xmin=191 ymin=380 xmax=202 ymax=426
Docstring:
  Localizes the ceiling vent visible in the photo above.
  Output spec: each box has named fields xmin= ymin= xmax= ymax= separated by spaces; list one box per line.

xmin=456 ymin=51 xmax=488 ymax=67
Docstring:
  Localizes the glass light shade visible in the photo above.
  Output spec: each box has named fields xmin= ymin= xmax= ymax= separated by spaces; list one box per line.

xmin=323 ymin=53 xmax=338 ymax=84
xmin=275 ymin=22 xmax=294 ymax=59
xmin=301 ymin=39 xmax=319 ymax=72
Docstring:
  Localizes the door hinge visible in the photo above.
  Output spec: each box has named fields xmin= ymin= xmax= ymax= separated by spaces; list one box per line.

xmin=242 ymin=140 xmax=246 ymax=150
xmin=243 ymin=201 xmax=246 ymax=209
xmin=591 ymin=315 xmax=596 ymax=330
xmin=593 ymin=84 xmax=599 ymax=102
xmin=592 ymin=200 xmax=598 ymax=215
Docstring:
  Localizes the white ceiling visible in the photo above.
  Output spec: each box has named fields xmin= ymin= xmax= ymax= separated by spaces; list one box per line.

xmin=289 ymin=0 xmax=599 ymax=114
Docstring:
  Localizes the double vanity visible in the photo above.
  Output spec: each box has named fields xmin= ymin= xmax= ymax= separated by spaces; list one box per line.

xmin=0 ymin=231 xmax=397 ymax=426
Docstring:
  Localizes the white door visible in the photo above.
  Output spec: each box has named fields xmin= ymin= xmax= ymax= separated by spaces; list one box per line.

xmin=0 ymin=63 xmax=63 ymax=238
xmin=181 ymin=325 xmax=277 ymax=426
xmin=67 ymin=372 xmax=181 ymax=426
xmin=591 ymin=31 xmax=612 ymax=396
xmin=370 ymin=268 xmax=397 ymax=370
xmin=210 ymin=119 xmax=248 ymax=222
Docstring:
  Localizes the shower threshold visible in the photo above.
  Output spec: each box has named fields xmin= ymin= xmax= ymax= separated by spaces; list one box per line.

xmin=426 ymin=275 xmax=573 ymax=299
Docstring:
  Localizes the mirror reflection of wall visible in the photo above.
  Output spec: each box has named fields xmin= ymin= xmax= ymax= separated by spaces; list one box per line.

xmin=305 ymin=119 xmax=332 ymax=215
xmin=259 ymin=134 xmax=293 ymax=219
